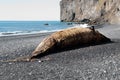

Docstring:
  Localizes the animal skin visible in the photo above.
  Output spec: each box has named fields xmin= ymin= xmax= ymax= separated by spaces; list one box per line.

xmin=1 ymin=27 xmax=111 ymax=62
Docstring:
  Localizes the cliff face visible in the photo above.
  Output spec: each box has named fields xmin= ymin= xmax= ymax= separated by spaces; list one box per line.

xmin=60 ymin=0 xmax=120 ymax=24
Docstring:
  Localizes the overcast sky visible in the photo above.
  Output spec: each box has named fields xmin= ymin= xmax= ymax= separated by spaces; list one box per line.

xmin=0 ymin=0 xmax=61 ymax=21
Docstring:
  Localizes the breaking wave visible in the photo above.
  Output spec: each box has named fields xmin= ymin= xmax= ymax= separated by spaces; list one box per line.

xmin=0 ymin=29 xmax=61 ymax=36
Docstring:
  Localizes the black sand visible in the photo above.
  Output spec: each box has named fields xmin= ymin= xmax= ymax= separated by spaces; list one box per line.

xmin=0 ymin=25 xmax=120 ymax=80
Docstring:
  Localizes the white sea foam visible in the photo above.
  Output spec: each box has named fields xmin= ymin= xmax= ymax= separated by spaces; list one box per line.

xmin=73 ymin=24 xmax=91 ymax=28
xmin=0 ymin=29 xmax=62 ymax=37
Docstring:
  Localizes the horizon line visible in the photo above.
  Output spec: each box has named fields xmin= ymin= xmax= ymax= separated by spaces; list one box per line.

xmin=0 ymin=20 xmax=60 ymax=21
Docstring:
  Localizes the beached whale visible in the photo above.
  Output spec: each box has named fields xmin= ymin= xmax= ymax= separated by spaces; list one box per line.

xmin=31 ymin=26 xmax=111 ymax=59
xmin=1 ymin=26 xmax=111 ymax=62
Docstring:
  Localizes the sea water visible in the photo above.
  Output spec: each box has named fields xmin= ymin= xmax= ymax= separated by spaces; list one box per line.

xmin=0 ymin=21 xmax=74 ymax=36
xmin=0 ymin=21 xmax=90 ymax=36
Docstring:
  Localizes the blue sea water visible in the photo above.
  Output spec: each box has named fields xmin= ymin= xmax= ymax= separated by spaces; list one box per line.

xmin=0 ymin=21 xmax=74 ymax=36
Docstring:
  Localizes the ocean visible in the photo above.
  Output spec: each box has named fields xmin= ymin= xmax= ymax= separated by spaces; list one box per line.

xmin=0 ymin=21 xmax=74 ymax=36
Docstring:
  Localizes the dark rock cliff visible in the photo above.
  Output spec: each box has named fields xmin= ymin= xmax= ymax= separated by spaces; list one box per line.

xmin=60 ymin=0 xmax=120 ymax=24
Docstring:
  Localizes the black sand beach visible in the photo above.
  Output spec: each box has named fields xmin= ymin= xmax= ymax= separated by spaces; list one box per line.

xmin=0 ymin=25 xmax=120 ymax=80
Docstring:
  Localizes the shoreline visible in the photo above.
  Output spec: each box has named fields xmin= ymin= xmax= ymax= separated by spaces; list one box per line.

xmin=0 ymin=24 xmax=120 ymax=59
xmin=0 ymin=24 xmax=107 ymax=37
xmin=0 ymin=23 xmax=119 ymax=38
xmin=0 ymin=22 xmax=102 ymax=37
xmin=0 ymin=30 xmax=55 ymax=37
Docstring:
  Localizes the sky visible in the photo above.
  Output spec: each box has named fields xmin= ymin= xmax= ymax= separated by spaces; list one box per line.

xmin=0 ymin=0 xmax=61 ymax=21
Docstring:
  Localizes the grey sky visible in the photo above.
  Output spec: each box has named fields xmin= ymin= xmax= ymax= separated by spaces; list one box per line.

xmin=0 ymin=0 xmax=61 ymax=21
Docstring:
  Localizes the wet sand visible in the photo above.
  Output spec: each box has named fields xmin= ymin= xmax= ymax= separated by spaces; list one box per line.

xmin=0 ymin=24 xmax=120 ymax=80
